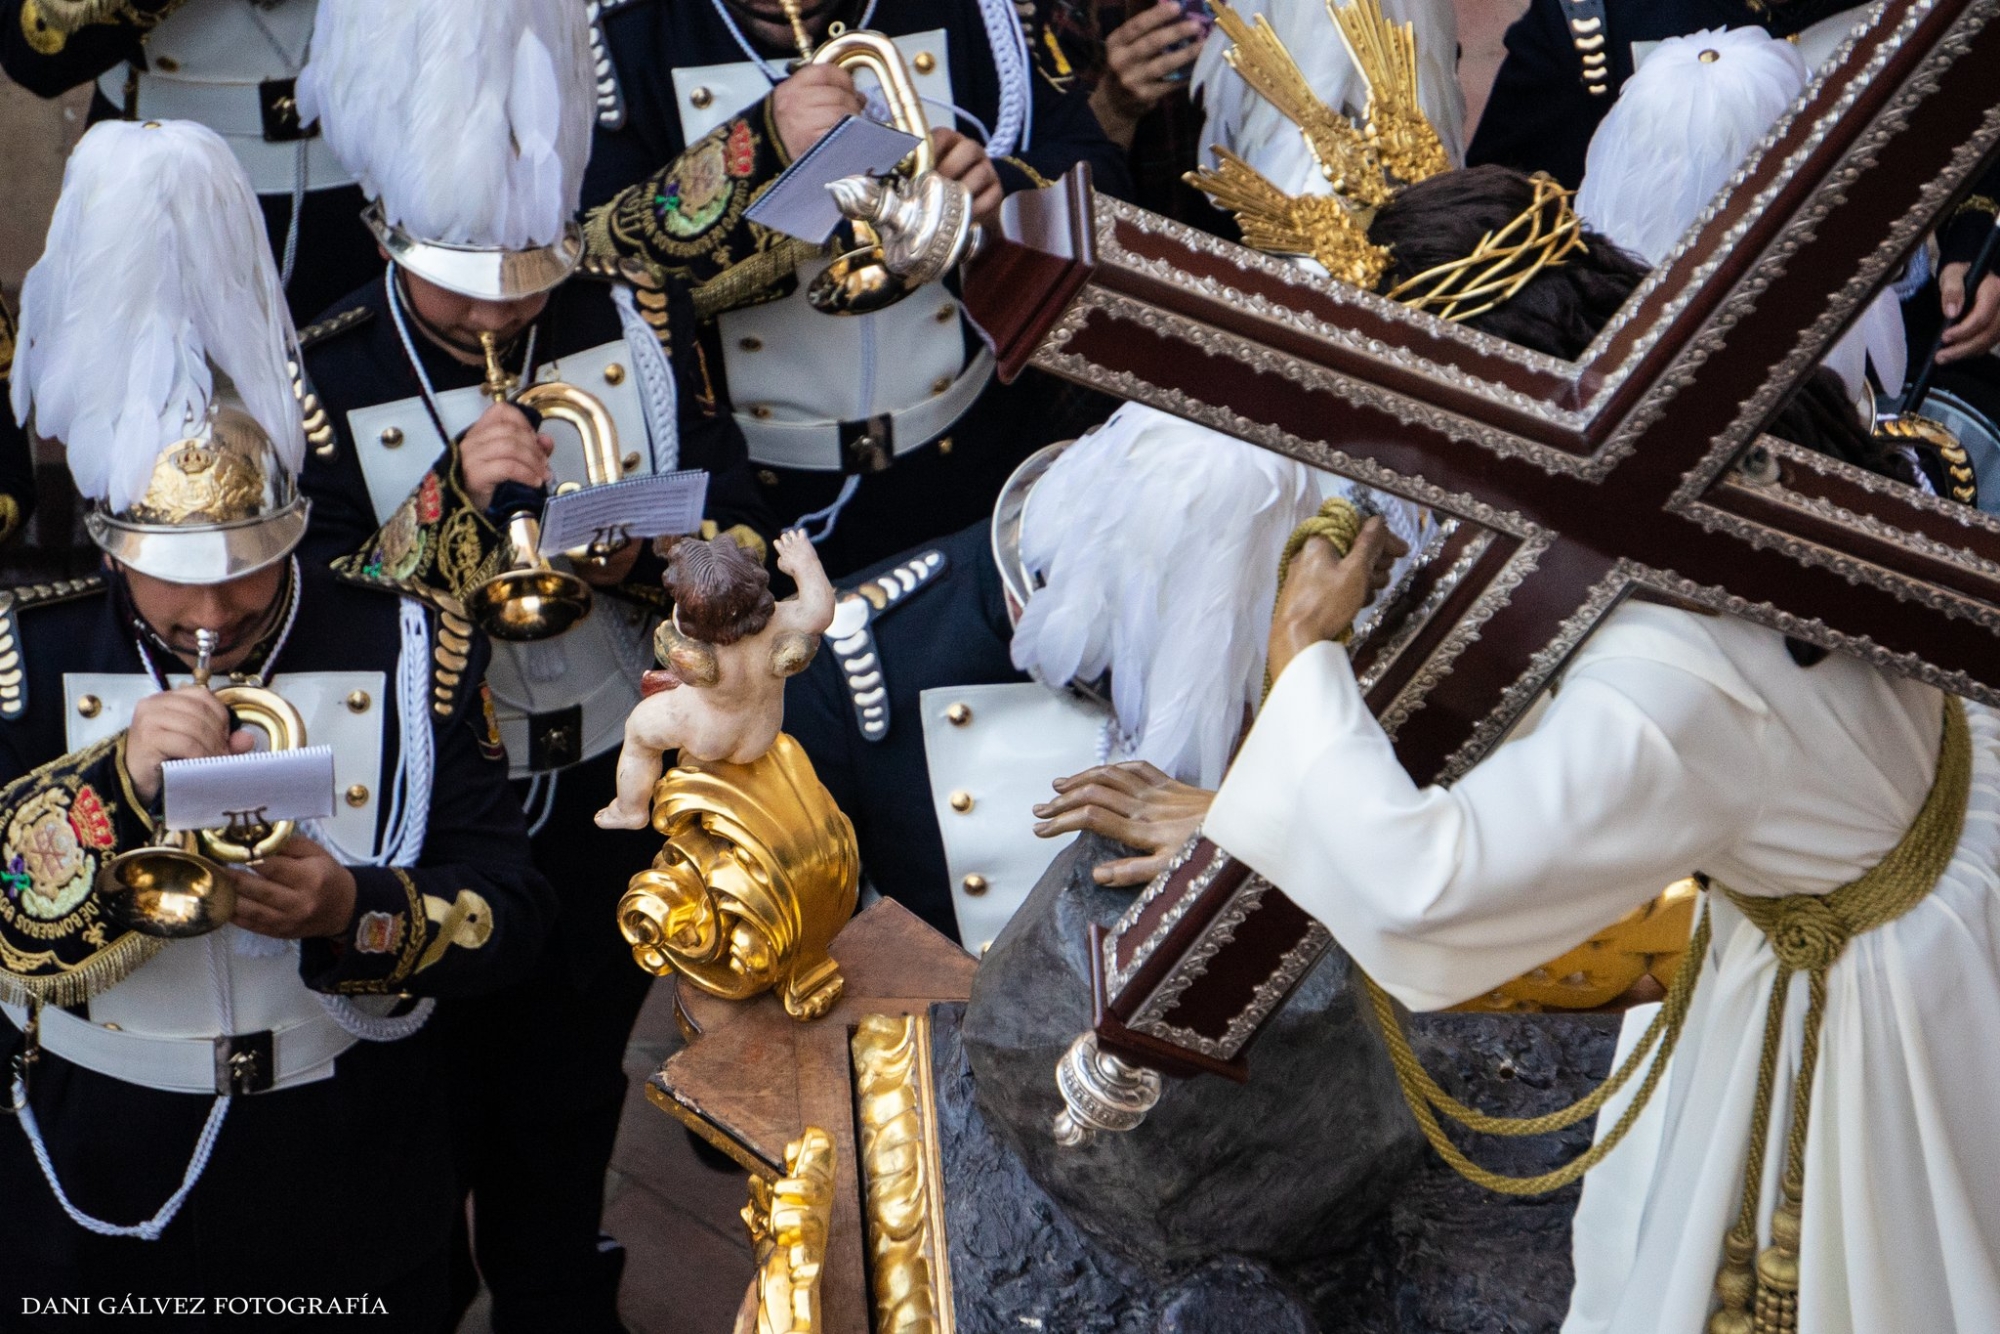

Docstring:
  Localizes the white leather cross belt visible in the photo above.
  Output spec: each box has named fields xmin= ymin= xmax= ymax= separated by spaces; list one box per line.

xmin=737 ymin=347 xmax=995 ymax=472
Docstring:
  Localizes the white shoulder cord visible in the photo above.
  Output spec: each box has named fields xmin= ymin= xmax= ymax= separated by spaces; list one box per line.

xmin=977 ymin=0 xmax=1032 ymax=158
xmin=611 ymin=284 xmax=681 ymax=472
xmin=6 ymin=941 xmax=239 ymax=1241
xmin=313 ymin=597 xmax=437 ymax=1040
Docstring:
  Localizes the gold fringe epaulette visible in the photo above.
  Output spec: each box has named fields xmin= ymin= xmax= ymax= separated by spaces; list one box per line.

xmin=0 ymin=931 xmax=164 ymax=1009
xmin=692 ymin=236 xmax=820 ymax=322
xmin=0 ymin=577 xmax=107 ymax=721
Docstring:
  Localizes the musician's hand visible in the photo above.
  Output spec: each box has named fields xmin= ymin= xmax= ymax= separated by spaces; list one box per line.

xmin=1267 ymin=516 xmax=1406 ymax=682
xmin=125 ymin=687 xmax=253 ymax=805
xmin=1033 ymin=761 xmax=1215 ymax=887
xmin=1090 ymin=2 xmax=1206 ymax=149
xmin=574 ymin=539 xmax=641 ymax=587
xmin=228 ymin=837 xmax=357 ymax=940
xmin=931 ymin=128 xmax=1004 ymax=221
xmin=772 ymin=63 xmax=865 ymax=161
xmin=460 ymin=402 xmax=554 ymax=510
xmin=1938 ymin=264 xmax=2000 ymax=363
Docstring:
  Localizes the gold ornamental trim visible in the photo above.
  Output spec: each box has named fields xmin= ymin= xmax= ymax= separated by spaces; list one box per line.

xmin=735 ymin=1126 xmax=837 ymax=1334
xmin=852 ymin=1012 xmax=955 ymax=1334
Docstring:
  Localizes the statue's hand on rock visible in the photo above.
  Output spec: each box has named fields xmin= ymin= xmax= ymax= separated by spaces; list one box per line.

xmin=1032 ymin=761 xmax=1214 ymax=887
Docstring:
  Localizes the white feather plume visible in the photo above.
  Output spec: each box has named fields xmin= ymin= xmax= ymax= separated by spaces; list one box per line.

xmin=1192 ymin=0 xmax=1466 ymax=194
xmin=298 ymin=0 xmax=594 ymax=250
xmin=1577 ymin=29 xmax=1806 ymax=267
xmin=1010 ymin=405 xmax=1326 ymax=788
xmin=11 ymin=120 xmax=303 ymax=513
xmin=1577 ymin=28 xmax=1898 ymax=405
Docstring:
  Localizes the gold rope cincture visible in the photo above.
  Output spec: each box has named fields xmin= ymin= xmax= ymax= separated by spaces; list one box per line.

xmin=1266 ymin=510 xmax=1971 ymax=1329
xmin=1703 ymin=695 xmax=1967 ymax=1334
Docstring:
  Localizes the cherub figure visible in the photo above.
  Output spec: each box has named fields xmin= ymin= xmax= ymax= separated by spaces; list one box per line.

xmin=595 ymin=529 xmax=835 ymax=830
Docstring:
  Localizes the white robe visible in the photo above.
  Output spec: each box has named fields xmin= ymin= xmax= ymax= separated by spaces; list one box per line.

xmin=1204 ymin=600 xmax=2000 ymax=1333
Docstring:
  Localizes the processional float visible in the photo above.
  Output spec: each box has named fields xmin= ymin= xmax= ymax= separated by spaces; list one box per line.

xmin=955 ymin=0 xmax=2000 ymax=1137
xmin=613 ymin=0 xmax=2000 ymax=1326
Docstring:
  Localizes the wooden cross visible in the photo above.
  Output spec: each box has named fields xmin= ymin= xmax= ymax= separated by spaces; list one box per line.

xmin=966 ymin=0 xmax=2000 ymax=788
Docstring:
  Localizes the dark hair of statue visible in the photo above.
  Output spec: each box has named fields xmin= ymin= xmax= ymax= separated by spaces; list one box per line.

xmin=1369 ymin=164 xmax=1936 ymax=667
xmin=663 ymin=535 xmax=776 ymax=646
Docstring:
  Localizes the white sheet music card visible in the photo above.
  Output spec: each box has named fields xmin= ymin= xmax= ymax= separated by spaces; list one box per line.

xmin=162 ymin=744 xmax=336 ymax=834
xmin=537 ymin=469 xmax=710 ymax=556
xmin=744 ymin=115 xmax=922 ymax=245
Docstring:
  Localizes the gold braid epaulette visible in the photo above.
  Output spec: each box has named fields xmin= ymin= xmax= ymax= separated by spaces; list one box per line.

xmin=576 ymin=245 xmax=677 ymax=347
xmin=326 ymin=567 xmax=479 ymax=720
xmin=297 ymin=304 xmax=373 ymax=350
xmin=292 ymin=308 xmax=370 ymax=460
xmin=1953 ymin=194 xmax=1999 ymax=222
xmin=0 ymin=578 xmax=106 ymax=722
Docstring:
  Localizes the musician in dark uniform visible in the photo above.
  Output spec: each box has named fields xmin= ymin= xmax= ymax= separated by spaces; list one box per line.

xmin=0 ymin=118 xmax=553 ymax=1329
xmin=781 ymin=416 xmax=1353 ymax=955
xmin=0 ymin=0 xmax=382 ymax=325
xmin=291 ymin=1 xmax=771 ymax=1327
xmin=0 ymin=297 xmax=35 ymax=548
xmin=1465 ymin=0 xmax=2000 ymax=369
xmin=579 ymin=0 xmax=1132 ymax=577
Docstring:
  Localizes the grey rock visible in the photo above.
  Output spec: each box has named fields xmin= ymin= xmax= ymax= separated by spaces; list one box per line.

xmin=963 ymin=833 xmax=1423 ymax=1275
xmin=951 ymin=831 xmax=1623 ymax=1332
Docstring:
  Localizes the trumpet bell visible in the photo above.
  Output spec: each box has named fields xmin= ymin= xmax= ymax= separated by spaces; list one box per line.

xmin=96 ymin=836 xmax=236 ymax=939
xmin=809 ymin=243 xmax=910 ymax=315
xmin=471 ymin=565 xmax=594 ymax=641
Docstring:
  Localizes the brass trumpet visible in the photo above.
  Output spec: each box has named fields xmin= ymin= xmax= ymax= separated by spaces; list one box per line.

xmin=466 ymin=331 xmax=602 ymax=641
xmin=96 ymin=629 xmax=310 ymax=938
xmin=781 ymin=5 xmax=967 ymax=314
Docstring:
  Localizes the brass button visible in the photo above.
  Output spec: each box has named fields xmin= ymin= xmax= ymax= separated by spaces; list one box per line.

xmin=623 ymin=451 xmax=643 ymax=472
xmin=76 ymin=694 xmax=101 ymax=718
xmin=934 ymin=302 xmax=955 ymax=323
xmin=345 ymin=690 xmax=371 ymax=713
xmin=690 ymin=85 xmax=714 ymax=109
xmin=962 ymin=874 xmax=988 ymax=896
xmin=739 ymin=335 xmax=764 ymax=351
xmin=936 ymin=437 xmax=953 ymax=456
xmin=749 ymin=404 xmax=773 ymax=420
xmin=1698 ymin=48 xmax=1720 ymax=62
xmin=946 ymin=702 xmax=971 ymax=726
xmin=154 ymin=55 xmax=180 ymax=72
xmin=102 ymin=1022 xmax=121 ymax=1031
xmin=913 ymin=51 xmax=936 ymax=74
xmin=949 ymin=790 xmax=974 ymax=813
xmin=604 ymin=362 xmax=627 ymax=385
xmin=931 ymin=375 xmax=953 ymax=395
xmin=345 ymin=784 xmax=370 ymax=808
xmin=757 ymin=469 xmax=780 ymax=486
xmin=380 ymin=427 xmax=404 ymax=448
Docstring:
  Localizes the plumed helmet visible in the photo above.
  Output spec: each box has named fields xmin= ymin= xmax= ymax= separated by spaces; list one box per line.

xmin=11 ymin=119 xmax=307 ymax=584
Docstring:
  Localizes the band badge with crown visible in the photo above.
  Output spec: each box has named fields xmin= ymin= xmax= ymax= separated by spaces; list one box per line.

xmin=84 ymin=394 xmax=310 ymax=585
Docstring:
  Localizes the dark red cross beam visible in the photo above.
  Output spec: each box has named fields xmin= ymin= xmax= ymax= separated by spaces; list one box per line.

xmin=961 ymin=0 xmax=2000 ymax=1088
xmin=969 ymin=0 xmax=2000 ymax=789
